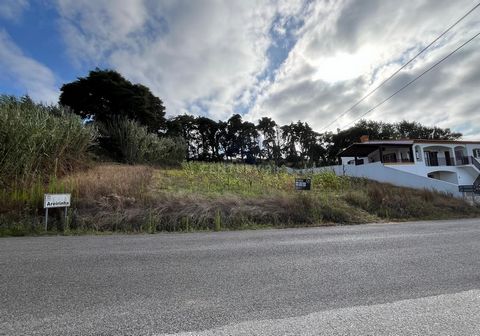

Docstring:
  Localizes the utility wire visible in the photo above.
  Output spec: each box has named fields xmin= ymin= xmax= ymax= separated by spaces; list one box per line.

xmin=340 ymin=31 xmax=480 ymax=130
xmin=320 ymin=1 xmax=480 ymax=132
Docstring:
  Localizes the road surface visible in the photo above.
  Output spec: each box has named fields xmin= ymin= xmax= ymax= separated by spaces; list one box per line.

xmin=1 ymin=219 xmax=480 ymax=335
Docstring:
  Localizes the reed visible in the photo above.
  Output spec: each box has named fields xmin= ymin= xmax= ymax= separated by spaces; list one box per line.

xmin=0 ymin=95 xmax=96 ymax=190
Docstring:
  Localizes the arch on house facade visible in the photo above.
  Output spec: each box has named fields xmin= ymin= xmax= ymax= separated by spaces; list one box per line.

xmin=422 ymin=145 xmax=454 ymax=167
xmin=427 ymin=170 xmax=458 ymax=184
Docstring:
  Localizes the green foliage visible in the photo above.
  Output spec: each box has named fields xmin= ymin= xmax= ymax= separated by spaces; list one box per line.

xmin=1 ymin=162 xmax=479 ymax=236
xmin=343 ymin=179 xmax=478 ymax=220
xmin=0 ymin=95 xmax=96 ymax=190
xmin=324 ymin=119 xmax=462 ymax=164
xmin=59 ymin=68 xmax=166 ymax=132
xmin=102 ymin=118 xmax=185 ymax=166
xmin=157 ymin=162 xmax=294 ymax=196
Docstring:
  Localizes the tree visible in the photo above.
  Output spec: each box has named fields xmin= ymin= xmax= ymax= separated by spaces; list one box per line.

xmin=281 ymin=123 xmax=300 ymax=166
xmin=394 ymin=120 xmax=461 ymax=140
xmin=224 ymin=114 xmax=243 ymax=160
xmin=165 ymin=115 xmax=197 ymax=160
xmin=240 ymin=121 xmax=259 ymax=163
xmin=257 ymin=117 xmax=278 ymax=161
xmin=196 ymin=117 xmax=222 ymax=161
xmin=59 ymin=69 xmax=166 ymax=133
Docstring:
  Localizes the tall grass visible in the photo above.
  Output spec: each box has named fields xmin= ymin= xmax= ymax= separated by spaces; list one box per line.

xmin=101 ymin=118 xmax=185 ymax=166
xmin=0 ymin=95 xmax=96 ymax=189
xmin=155 ymin=162 xmax=349 ymax=196
xmin=1 ymin=162 xmax=479 ymax=236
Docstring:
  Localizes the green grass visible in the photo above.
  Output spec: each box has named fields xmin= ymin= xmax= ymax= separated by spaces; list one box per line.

xmin=154 ymin=162 xmax=347 ymax=196
xmin=1 ymin=162 xmax=479 ymax=236
xmin=0 ymin=95 xmax=96 ymax=191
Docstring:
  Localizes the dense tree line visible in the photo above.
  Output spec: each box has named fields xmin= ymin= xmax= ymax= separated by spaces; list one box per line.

xmin=60 ymin=69 xmax=462 ymax=168
xmin=161 ymin=115 xmax=462 ymax=167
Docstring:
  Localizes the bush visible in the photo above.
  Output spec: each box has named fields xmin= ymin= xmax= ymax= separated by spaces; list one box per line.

xmin=0 ymin=95 xmax=96 ymax=189
xmin=101 ymin=118 xmax=185 ymax=166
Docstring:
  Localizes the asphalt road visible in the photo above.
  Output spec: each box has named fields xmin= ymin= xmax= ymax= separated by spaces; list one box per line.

xmin=1 ymin=219 xmax=480 ymax=335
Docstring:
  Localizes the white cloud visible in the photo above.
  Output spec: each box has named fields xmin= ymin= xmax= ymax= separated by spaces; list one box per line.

xmin=56 ymin=0 xmax=307 ymax=120
xmin=0 ymin=30 xmax=58 ymax=103
xmin=54 ymin=0 xmax=480 ymax=138
xmin=248 ymin=0 xmax=480 ymax=138
xmin=0 ymin=0 xmax=29 ymax=21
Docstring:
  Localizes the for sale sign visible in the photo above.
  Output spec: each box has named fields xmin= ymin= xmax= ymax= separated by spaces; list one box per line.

xmin=44 ymin=194 xmax=71 ymax=208
xmin=295 ymin=178 xmax=311 ymax=191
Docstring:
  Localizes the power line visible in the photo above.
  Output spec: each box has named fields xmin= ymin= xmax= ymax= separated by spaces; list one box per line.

xmin=320 ymin=1 xmax=480 ymax=132
xmin=340 ymin=30 xmax=480 ymax=130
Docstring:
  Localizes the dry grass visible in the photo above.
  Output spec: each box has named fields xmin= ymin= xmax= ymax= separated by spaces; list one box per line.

xmin=62 ymin=164 xmax=154 ymax=206
xmin=344 ymin=179 xmax=478 ymax=220
xmin=1 ymin=162 xmax=479 ymax=236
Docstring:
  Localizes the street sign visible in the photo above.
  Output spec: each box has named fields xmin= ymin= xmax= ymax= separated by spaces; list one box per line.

xmin=459 ymin=185 xmax=473 ymax=192
xmin=44 ymin=193 xmax=71 ymax=208
xmin=295 ymin=178 xmax=311 ymax=190
xmin=44 ymin=194 xmax=71 ymax=230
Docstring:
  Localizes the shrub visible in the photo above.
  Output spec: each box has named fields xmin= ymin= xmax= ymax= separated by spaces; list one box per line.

xmin=310 ymin=171 xmax=347 ymax=191
xmin=101 ymin=118 xmax=185 ymax=166
xmin=343 ymin=190 xmax=370 ymax=210
xmin=0 ymin=95 xmax=96 ymax=189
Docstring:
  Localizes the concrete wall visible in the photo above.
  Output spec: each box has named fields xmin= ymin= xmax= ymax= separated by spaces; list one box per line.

xmin=299 ymin=163 xmax=463 ymax=197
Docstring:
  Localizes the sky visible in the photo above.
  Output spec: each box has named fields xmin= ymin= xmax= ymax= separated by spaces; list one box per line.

xmin=0 ymin=0 xmax=479 ymax=138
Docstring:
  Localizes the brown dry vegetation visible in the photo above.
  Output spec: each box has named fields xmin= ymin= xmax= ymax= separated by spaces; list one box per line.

xmin=1 ymin=162 xmax=479 ymax=236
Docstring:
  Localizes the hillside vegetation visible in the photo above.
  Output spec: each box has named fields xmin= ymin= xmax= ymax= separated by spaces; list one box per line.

xmin=2 ymin=162 xmax=479 ymax=236
xmin=0 ymin=82 xmax=477 ymax=237
xmin=0 ymin=96 xmax=96 ymax=189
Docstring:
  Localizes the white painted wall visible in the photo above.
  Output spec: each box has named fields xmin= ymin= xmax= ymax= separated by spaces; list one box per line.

xmin=299 ymin=163 xmax=463 ymax=197
xmin=340 ymin=143 xmax=480 ymax=186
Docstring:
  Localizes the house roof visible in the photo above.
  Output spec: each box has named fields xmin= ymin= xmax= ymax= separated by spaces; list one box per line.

xmin=338 ymin=142 xmax=412 ymax=157
xmin=338 ymin=138 xmax=480 ymax=157
xmin=411 ymin=139 xmax=480 ymax=145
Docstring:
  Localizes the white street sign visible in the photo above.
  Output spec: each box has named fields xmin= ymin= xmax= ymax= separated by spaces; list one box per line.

xmin=44 ymin=194 xmax=71 ymax=208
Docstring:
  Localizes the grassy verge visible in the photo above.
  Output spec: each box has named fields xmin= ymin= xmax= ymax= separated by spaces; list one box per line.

xmin=1 ymin=162 xmax=479 ymax=236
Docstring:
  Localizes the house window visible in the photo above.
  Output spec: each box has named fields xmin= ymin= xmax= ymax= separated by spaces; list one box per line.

xmin=382 ymin=153 xmax=397 ymax=163
xmin=474 ymin=149 xmax=480 ymax=158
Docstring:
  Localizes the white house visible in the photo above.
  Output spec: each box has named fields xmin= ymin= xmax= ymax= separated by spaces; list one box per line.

xmin=333 ymin=136 xmax=480 ymax=198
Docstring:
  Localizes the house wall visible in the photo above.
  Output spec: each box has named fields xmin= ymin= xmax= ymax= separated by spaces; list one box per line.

xmin=341 ymin=143 xmax=480 ymax=185
xmin=387 ymin=164 xmax=477 ymax=185
xmin=428 ymin=171 xmax=458 ymax=184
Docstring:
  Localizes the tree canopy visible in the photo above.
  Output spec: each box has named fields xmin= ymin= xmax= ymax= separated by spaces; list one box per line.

xmin=56 ymin=68 xmax=463 ymax=168
xmin=59 ymin=69 xmax=166 ymax=132
xmin=161 ymin=116 xmax=462 ymax=167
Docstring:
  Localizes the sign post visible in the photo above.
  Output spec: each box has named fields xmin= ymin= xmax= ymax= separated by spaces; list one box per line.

xmin=295 ymin=178 xmax=311 ymax=191
xmin=44 ymin=194 xmax=71 ymax=231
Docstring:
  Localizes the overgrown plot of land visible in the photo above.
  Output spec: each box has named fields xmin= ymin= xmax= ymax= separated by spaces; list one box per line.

xmin=2 ymin=162 xmax=479 ymax=236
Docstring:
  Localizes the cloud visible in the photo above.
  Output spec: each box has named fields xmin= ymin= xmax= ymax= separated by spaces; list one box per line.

xmin=54 ymin=0 xmax=480 ymax=138
xmin=247 ymin=0 xmax=480 ymax=139
xmin=0 ymin=0 xmax=29 ymax=21
xmin=56 ymin=0 xmax=308 ymax=120
xmin=0 ymin=30 xmax=59 ymax=103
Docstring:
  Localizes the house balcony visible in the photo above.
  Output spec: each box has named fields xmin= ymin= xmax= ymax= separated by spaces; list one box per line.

xmin=426 ymin=156 xmax=480 ymax=170
xmin=425 ymin=157 xmax=455 ymax=167
xmin=382 ymin=157 xmax=414 ymax=165
xmin=456 ymin=156 xmax=480 ymax=169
